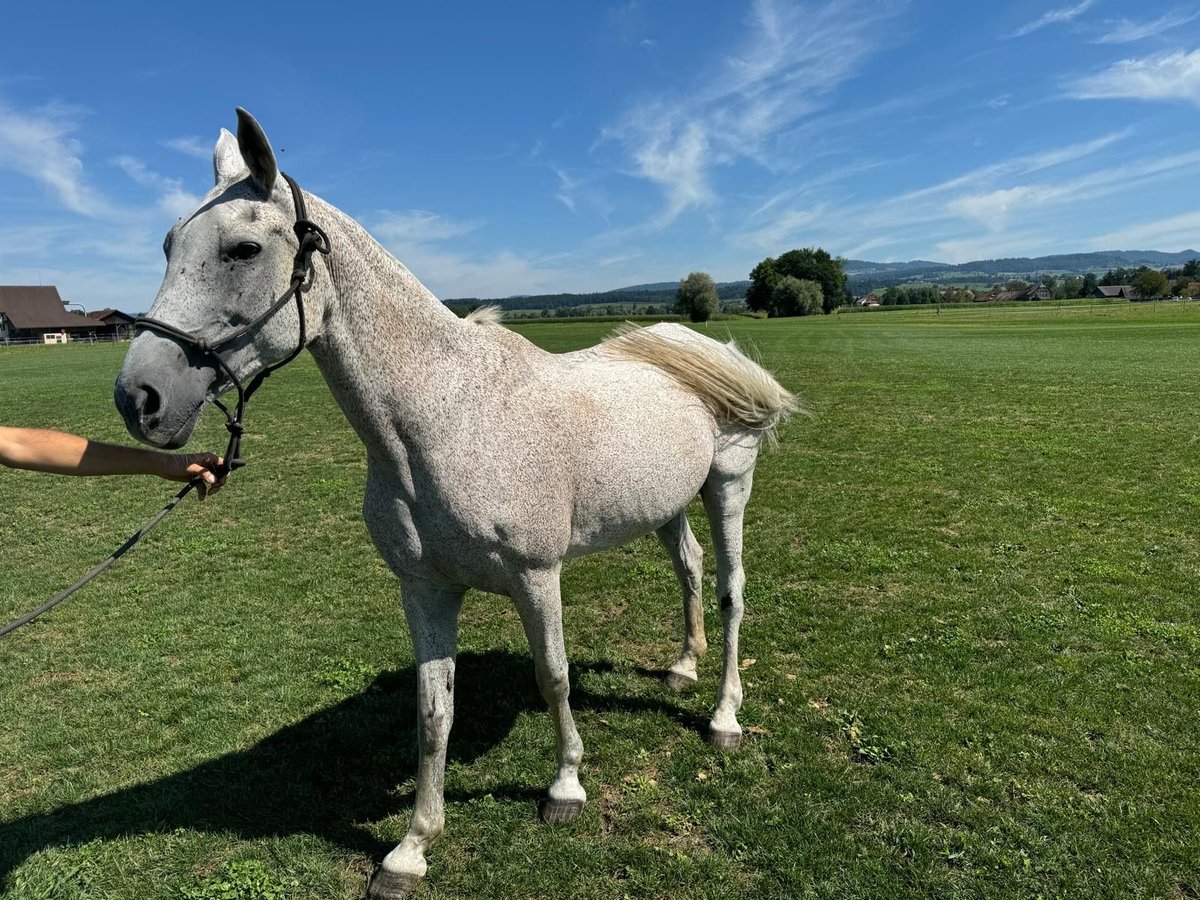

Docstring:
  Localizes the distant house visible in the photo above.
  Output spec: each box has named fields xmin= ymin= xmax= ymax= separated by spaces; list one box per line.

xmin=978 ymin=284 xmax=1052 ymax=302
xmin=1092 ymin=285 xmax=1141 ymax=300
xmin=88 ymin=308 xmax=138 ymax=338
xmin=0 ymin=286 xmax=108 ymax=342
xmin=857 ymin=293 xmax=881 ymax=307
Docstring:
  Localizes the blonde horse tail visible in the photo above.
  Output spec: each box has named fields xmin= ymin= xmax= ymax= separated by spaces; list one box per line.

xmin=603 ymin=323 xmax=801 ymax=447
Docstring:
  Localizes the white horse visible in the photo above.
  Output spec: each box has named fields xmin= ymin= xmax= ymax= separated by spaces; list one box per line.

xmin=114 ymin=109 xmax=797 ymax=899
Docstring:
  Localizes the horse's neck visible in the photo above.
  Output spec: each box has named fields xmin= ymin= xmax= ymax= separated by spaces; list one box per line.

xmin=305 ymin=199 xmax=478 ymax=462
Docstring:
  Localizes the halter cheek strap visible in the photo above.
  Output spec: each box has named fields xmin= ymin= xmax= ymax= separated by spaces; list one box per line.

xmin=0 ymin=173 xmax=332 ymax=641
xmin=134 ymin=173 xmax=331 ymax=477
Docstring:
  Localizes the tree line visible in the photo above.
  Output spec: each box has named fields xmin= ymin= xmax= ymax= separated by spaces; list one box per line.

xmin=676 ymin=247 xmax=851 ymax=321
xmin=1098 ymin=259 xmax=1200 ymax=298
xmin=669 ymin=253 xmax=1200 ymax=324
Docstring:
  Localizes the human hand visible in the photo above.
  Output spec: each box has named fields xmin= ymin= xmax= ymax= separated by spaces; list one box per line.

xmin=161 ymin=452 xmax=227 ymax=500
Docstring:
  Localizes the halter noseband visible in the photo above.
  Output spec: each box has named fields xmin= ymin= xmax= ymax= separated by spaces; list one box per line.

xmin=134 ymin=173 xmax=331 ymax=477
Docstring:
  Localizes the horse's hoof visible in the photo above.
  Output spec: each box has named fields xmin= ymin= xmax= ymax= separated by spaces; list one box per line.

xmin=367 ymin=868 xmax=420 ymax=899
xmin=665 ymin=670 xmax=698 ymax=692
xmin=708 ymin=728 xmax=742 ymax=751
xmin=540 ymin=797 xmax=585 ymax=824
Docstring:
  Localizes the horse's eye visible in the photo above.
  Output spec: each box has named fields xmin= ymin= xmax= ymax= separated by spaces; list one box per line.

xmin=228 ymin=242 xmax=261 ymax=261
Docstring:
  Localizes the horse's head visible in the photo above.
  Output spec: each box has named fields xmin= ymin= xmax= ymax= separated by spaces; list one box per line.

xmin=115 ymin=109 xmax=328 ymax=448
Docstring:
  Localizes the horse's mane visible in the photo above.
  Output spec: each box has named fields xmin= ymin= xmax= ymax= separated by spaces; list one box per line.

xmin=464 ymin=305 xmax=504 ymax=326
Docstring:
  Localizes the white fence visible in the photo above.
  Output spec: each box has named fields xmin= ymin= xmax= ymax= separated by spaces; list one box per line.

xmin=1 ymin=334 xmax=132 ymax=348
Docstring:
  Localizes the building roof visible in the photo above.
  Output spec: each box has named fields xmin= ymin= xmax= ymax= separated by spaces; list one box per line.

xmin=1095 ymin=284 xmax=1135 ymax=298
xmin=0 ymin=286 xmax=106 ymax=330
xmin=87 ymin=308 xmax=137 ymax=324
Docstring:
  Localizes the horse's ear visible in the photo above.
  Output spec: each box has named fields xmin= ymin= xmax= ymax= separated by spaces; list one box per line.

xmin=213 ymin=128 xmax=244 ymax=185
xmin=235 ymin=107 xmax=278 ymax=196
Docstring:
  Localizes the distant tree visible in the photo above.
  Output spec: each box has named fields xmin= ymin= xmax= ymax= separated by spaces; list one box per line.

xmin=1040 ymin=274 xmax=1057 ymax=292
xmin=675 ymin=272 xmax=720 ymax=322
xmin=941 ymin=288 xmax=973 ymax=303
xmin=771 ymin=276 xmax=822 ymax=316
xmin=1004 ymin=279 xmax=1029 ymax=292
xmin=748 ymin=248 xmax=847 ymax=315
xmin=1059 ymin=275 xmax=1084 ymax=299
xmin=773 ymin=247 xmax=848 ymax=314
xmin=1082 ymin=272 xmax=1099 ymax=296
xmin=746 ymin=258 xmax=780 ymax=314
xmin=1101 ymin=267 xmax=1137 ymax=286
xmin=1132 ymin=268 xmax=1169 ymax=299
xmin=1182 ymin=259 xmax=1200 ymax=279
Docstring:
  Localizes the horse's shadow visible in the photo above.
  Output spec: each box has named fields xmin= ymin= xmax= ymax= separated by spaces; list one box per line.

xmin=0 ymin=650 xmax=704 ymax=884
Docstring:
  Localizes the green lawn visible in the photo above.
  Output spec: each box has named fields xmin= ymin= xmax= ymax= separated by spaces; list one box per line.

xmin=2 ymin=302 xmax=1200 ymax=898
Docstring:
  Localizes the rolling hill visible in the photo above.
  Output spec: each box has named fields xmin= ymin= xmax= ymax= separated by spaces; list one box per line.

xmin=444 ymin=250 xmax=1200 ymax=309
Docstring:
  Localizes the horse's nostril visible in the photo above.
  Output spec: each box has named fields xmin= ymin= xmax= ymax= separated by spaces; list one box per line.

xmin=140 ymin=384 xmax=162 ymax=418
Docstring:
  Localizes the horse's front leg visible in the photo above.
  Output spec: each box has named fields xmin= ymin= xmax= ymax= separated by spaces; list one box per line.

xmin=513 ymin=565 xmax=587 ymax=823
xmin=369 ymin=576 xmax=465 ymax=900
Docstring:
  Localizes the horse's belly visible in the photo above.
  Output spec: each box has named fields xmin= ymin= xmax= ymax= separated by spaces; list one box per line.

xmin=565 ymin=417 xmax=714 ymax=557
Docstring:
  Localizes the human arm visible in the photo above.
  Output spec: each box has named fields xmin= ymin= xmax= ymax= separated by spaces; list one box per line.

xmin=0 ymin=426 xmax=225 ymax=498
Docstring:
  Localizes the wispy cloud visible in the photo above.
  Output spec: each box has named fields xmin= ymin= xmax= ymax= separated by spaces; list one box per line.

xmin=1089 ymin=209 xmax=1200 ymax=249
xmin=0 ymin=100 xmax=106 ymax=215
xmin=1066 ymin=49 xmax=1200 ymax=105
xmin=894 ymin=129 xmax=1130 ymax=204
xmin=842 ymin=236 xmax=896 ymax=259
xmin=934 ymin=231 xmax=1055 ymax=264
xmin=1009 ymin=0 xmax=1095 ymax=38
xmin=552 ymin=167 xmax=580 ymax=213
xmin=0 ymin=224 xmax=68 ymax=261
xmin=363 ymin=209 xmax=577 ymax=297
xmin=162 ymin=135 xmax=212 ymax=159
xmin=608 ymin=0 xmax=654 ymax=47
xmin=946 ymin=185 xmax=1066 ymax=230
xmin=942 ymin=147 xmax=1200 ymax=231
xmin=114 ymin=155 xmax=199 ymax=217
xmin=733 ymin=207 xmax=822 ymax=251
xmin=366 ymin=209 xmax=481 ymax=244
xmin=722 ymin=125 xmax=1200 ymax=268
xmin=602 ymin=0 xmax=900 ymax=226
xmin=1093 ymin=9 xmax=1200 ymax=44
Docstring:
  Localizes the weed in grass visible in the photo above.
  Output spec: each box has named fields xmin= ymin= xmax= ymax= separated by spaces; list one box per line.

xmin=180 ymin=860 xmax=299 ymax=900
xmin=314 ymin=656 xmax=379 ymax=693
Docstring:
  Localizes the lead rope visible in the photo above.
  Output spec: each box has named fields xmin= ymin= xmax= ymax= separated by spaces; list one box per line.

xmin=0 ymin=173 xmax=330 ymax=639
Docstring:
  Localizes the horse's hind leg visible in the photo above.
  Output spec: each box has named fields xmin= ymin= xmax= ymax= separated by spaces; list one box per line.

xmin=701 ymin=462 xmax=755 ymax=751
xmin=512 ymin=565 xmax=587 ymax=823
xmin=656 ymin=511 xmax=707 ymax=691
xmin=370 ymin=577 xmax=465 ymax=900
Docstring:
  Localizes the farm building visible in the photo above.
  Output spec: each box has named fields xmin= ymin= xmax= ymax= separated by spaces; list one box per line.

xmin=87 ymin=308 xmax=138 ymax=339
xmin=1092 ymin=285 xmax=1142 ymax=300
xmin=977 ymin=284 xmax=1053 ymax=302
xmin=0 ymin=286 xmax=110 ymax=343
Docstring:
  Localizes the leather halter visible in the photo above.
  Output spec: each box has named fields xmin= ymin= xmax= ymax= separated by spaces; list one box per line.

xmin=0 ymin=173 xmax=332 ymax=640
xmin=134 ymin=172 xmax=331 ymax=476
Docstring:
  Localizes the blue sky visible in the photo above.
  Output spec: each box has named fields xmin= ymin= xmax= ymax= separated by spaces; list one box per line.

xmin=2 ymin=1 xmax=1199 ymax=306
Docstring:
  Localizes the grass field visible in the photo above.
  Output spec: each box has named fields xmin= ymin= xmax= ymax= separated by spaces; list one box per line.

xmin=2 ymin=302 xmax=1200 ymax=898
